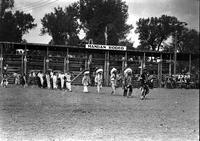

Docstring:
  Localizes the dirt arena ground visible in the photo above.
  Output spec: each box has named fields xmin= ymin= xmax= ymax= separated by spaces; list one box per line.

xmin=0 ymin=85 xmax=199 ymax=141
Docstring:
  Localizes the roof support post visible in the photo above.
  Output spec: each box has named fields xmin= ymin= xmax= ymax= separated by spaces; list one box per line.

xmin=46 ymin=47 xmax=49 ymax=71
xmin=0 ymin=43 xmax=3 ymax=77
xmin=66 ymin=48 xmax=69 ymax=72
xmin=169 ymin=54 xmax=172 ymax=76
xmin=189 ymin=53 xmax=191 ymax=74
xmin=104 ymin=51 xmax=109 ymax=86
xmin=158 ymin=54 xmax=163 ymax=88
xmin=24 ymin=44 xmax=27 ymax=75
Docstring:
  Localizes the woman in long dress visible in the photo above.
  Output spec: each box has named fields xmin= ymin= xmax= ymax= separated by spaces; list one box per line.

xmin=46 ymin=72 xmax=51 ymax=89
xmin=52 ymin=72 xmax=57 ymax=89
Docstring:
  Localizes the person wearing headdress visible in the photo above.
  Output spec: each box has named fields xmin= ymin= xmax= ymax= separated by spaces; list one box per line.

xmin=122 ymin=68 xmax=133 ymax=97
xmin=110 ymin=68 xmax=117 ymax=95
xmin=82 ymin=70 xmax=90 ymax=93
xmin=95 ymin=68 xmax=103 ymax=93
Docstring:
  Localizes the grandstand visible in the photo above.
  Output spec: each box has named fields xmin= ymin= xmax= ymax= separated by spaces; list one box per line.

xmin=0 ymin=42 xmax=199 ymax=87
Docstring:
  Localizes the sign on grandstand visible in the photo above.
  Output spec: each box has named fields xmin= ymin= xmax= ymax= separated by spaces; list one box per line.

xmin=86 ymin=44 xmax=126 ymax=51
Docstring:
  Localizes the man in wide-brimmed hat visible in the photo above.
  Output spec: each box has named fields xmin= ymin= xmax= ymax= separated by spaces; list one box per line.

xmin=95 ymin=68 xmax=103 ymax=93
xmin=82 ymin=70 xmax=90 ymax=93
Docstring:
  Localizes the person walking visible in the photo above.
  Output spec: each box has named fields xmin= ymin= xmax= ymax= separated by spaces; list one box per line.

xmin=110 ymin=68 xmax=117 ymax=95
xmin=82 ymin=70 xmax=90 ymax=93
xmin=123 ymin=68 xmax=133 ymax=98
xmin=46 ymin=72 xmax=51 ymax=89
xmin=52 ymin=72 xmax=57 ymax=89
xmin=140 ymin=68 xmax=150 ymax=100
xmin=95 ymin=68 xmax=103 ymax=93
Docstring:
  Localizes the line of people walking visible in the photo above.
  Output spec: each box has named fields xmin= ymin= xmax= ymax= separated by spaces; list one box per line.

xmin=1 ymin=67 xmax=153 ymax=100
xmin=82 ymin=67 xmax=154 ymax=100
xmin=11 ymin=70 xmax=73 ymax=91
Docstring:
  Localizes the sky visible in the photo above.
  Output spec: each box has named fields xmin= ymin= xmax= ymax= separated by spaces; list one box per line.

xmin=13 ymin=0 xmax=199 ymax=47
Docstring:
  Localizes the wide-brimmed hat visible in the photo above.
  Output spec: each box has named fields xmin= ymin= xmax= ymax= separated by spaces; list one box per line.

xmin=96 ymin=68 xmax=103 ymax=73
xmin=124 ymin=68 xmax=132 ymax=74
xmin=84 ymin=70 xmax=90 ymax=75
xmin=110 ymin=68 xmax=117 ymax=74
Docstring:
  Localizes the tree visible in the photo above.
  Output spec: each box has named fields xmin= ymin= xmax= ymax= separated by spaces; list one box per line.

xmin=0 ymin=10 xmax=37 ymax=42
xmin=162 ymin=28 xmax=199 ymax=74
xmin=0 ymin=0 xmax=14 ymax=18
xmin=118 ymin=39 xmax=134 ymax=50
xmin=79 ymin=0 xmax=132 ymax=45
xmin=135 ymin=15 xmax=187 ymax=51
xmin=163 ymin=28 xmax=199 ymax=54
xmin=41 ymin=3 xmax=80 ymax=45
xmin=177 ymin=28 xmax=199 ymax=54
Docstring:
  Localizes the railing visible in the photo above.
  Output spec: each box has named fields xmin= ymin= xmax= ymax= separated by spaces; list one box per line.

xmin=71 ymin=70 xmax=85 ymax=83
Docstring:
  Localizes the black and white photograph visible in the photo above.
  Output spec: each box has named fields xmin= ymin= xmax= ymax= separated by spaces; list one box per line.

xmin=0 ymin=0 xmax=199 ymax=140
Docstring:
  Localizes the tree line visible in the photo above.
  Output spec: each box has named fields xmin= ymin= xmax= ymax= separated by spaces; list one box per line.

xmin=0 ymin=0 xmax=199 ymax=54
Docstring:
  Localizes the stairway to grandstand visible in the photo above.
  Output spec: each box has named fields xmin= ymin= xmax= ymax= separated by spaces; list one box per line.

xmin=4 ymin=66 xmax=20 ymax=84
xmin=71 ymin=71 xmax=84 ymax=85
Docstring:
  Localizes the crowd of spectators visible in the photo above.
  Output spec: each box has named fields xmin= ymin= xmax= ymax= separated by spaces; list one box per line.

xmin=161 ymin=73 xmax=199 ymax=89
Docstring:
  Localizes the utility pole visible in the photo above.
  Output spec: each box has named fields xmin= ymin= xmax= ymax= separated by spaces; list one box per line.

xmin=104 ymin=26 xmax=108 ymax=45
xmin=104 ymin=25 xmax=109 ymax=86
xmin=0 ymin=0 xmax=3 ymax=18
xmin=174 ymin=31 xmax=177 ymax=75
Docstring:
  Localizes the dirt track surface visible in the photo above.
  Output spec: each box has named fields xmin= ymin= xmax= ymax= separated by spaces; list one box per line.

xmin=0 ymin=86 xmax=199 ymax=141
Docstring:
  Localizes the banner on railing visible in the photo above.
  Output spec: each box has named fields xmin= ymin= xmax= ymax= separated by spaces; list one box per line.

xmin=86 ymin=44 xmax=126 ymax=51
